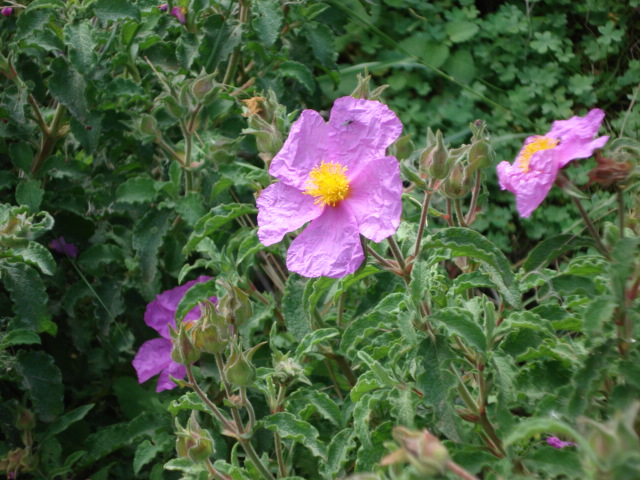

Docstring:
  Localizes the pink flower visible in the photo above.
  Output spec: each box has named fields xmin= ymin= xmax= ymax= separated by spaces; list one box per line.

xmin=132 ymin=276 xmax=215 ymax=392
xmin=497 ymin=109 xmax=609 ymax=218
xmin=257 ymin=96 xmax=403 ymax=278
xmin=157 ymin=3 xmax=168 ymax=11
xmin=50 ymin=236 xmax=78 ymax=258
xmin=170 ymin=6 xmax=186 ymax=24
xmin=546 ymin=436 xmax=576 ymax=449
xmin=1 ymin=7 xmax=13 ymax=16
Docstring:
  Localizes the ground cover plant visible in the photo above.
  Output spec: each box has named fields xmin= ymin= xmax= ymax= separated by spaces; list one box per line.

xmin=1 ymin=0 xmax=639 ymax=479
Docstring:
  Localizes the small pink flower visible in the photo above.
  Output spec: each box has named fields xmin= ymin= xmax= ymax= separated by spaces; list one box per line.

xmin=132 ymin=276 xmax=215 ymax=392
xmin=170 ymin=6 xmax=186 ymax=24
xmin=1 ymin=7 xmax=13 ymax=16
xmin=157 ymin=3 xmax=168 ymax=11
xmin=497 ymin=109 xmax=609 ymax=218
xmin=546 ymin=436 xmax=576 ymax=449
xmin=257 ymin=96 xmax=403 ymax=278
xmin=50 ymin=237 xmax=78 ymax=258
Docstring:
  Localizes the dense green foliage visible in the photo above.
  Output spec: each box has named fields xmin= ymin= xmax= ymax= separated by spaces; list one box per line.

xmin=1 ymin=0 xmax=639 ymax=479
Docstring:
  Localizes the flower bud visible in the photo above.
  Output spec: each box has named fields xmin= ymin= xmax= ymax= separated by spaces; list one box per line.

xmin=223 ymin=341 xmax=256 ymax=387
xmin=392 ymin=427 xmax=450 ymax=476
xmin=2 ymin=7 xmax=13 ymax=16
xmin=273 ymin=352 xmax=310 ymax=386
xmin=15 ymin=409 xmax=35 ymax=431
xmin=420 ymin=130 xmax=451 ymax=180
xmin=191 ymin=74 xmax=219 ymax=104
xmin=218 ymin=282 xmax=252 ymax=328
xmin=441 ymin=161 xmax=471 ymax=199
xmin=138 ymin=114 xmax=159 ymax=141
xmin=170 ymin=323 xmax=201 ymax=365
xmin=190 ymin=301 xmax=230 ymax=355
xmin=175 ymin=414 xmax=215 ymax=463
xmin=163 ymin=94 xmax=187 ymax=119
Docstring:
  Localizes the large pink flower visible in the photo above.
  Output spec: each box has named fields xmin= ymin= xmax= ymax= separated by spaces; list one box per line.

xmin=497 ymin=109 xmax=609 ymax=218
xmin=257 ymin=96 xmax=403 ymax=278
xmin=132 ymin=276 xmax=215 ymax=392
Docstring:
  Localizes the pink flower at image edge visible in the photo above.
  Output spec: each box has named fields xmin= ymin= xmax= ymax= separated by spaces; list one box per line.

xmin=170 ymin=6 xmax=186 ymax=24
xmin=1 ymin=7 xmax=13 ymax=16
xmin=256 ymin=96 xmax=403 ymax=278
xmin=496 ymin=109 xmax=609 ymax=218
xmin=132 ymin=276 xmax=215 ymax=392
xmin=50 ymin=237 xmax=78 ymax=259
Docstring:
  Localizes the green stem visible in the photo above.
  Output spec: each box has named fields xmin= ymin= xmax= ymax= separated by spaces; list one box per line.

xmin=274 ymin=385 xmax=287 ymax=477
xmin=214 ymin=354 xmax=245 ymax=433
xmin=387 ymin=236 xmax=410 ymax=284
xmin=205 ymin=458 xmax=231 ymax=480
xmin=336 ymin=293 xmax=345 ymax=329
xmin=185 ymin=365 xmax=235 ymax=432
xmin=238 ymin=437 xmax=276 ymax=480
xmin=617 ymin=187 xmax=625 ymax=239
xmin=464 ymin=171 xmax=481 ymax=225
xmin=30 ymin=103 xmax=67 ymax=175
xmin=222 ymin=0 xmax=251 ymax=85
xmin=366 ymin=245 xmax=396 ymax=270
xmin=446 ymin=461 xmax=479 ymax=480
xmin=413 ymin=189 xmax=433 ymax=259
xmin=570 ymin=195 xmax=610 ymax=259
xmin=454 ymin=199 xmax=468 ymax=228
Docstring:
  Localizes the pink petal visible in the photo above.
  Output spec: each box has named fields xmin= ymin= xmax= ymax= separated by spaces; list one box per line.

xmin=269 ymin=109 xmax=329 ymax=189
xmin=286 ymin=206 xmax=364 ymax=278
xmin=155 ymin=359 xmax=187 ymax=392
xmin=132 ymin=337 xmax=173 ymax=384
xmin=327 ymin=97 xmax=403 ymax=175
xmin=345 ymin=156 xmax=402 ymax=242
xmin=257 ymin=182 xmax=324 ymax=246
xmin=555 ymin=135 xmax=609 ymax=168
xmin=547 ymin=108 xmax=605 ymax=141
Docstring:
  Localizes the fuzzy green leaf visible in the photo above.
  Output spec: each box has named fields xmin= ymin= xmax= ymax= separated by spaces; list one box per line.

xmin=522 ymin=234 xmax=595 ymax=273
xmin=426 ymin=228 xmax=521 ymax=308
xmin=16 ymin=350 xmax=63 ymax=422
xmin=116 ymin=177 xmax=158 ymax=204
xmin=42 ymin=404 xmax=95 ymax=441
xmin=92 ymin=0 xmax=140 ymax=22
xmin=253 ymin=0 xmax=283 ymax=47
xmin=132 ymin=209 xmax=172 ymax=300
xmin=49 ymin=57 xmax=88 ymax=123
xmin=430 ymin=307 xmax=486 ymax=353
xmin=321 ymin=429 xmax=356 ymax=480
xmin=295 ymin=328 xmax=339 ymax=359
xmin=278 ymin=61 xmax=315 ymax=92
xmin=282 ymin=274 xmax=311 ymax=342
xmin=263 ymin=412 xmax=326 ymax=460
xmin=16 ymin=180 xmax=44 ymax=212
xmin=64 ymin=23 xmax=96 ymax=75
xmin=183 ymin=204 xmax=257 ymax=255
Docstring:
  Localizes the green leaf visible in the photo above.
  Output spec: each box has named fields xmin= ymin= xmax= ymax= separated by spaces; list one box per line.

xmin=183 ymin=204 xmax=257 ymax=255
xmin=303 ymin=23 xmax=337 ymax=68
xmin=49 ymin=57 xmax=88 ymax=123
xmin=9 ymin=241 xmax=56 ymax=275
xmin=357 ymin=350 xmax=397 ymax=388
xmin=1 ymin=329 xmax=41 ymax=349
xmin=290 ymin=389 xmax=342 ymax=427
xmin=134 ymin=438 xmax=170 ymax=475
xmin=16 ymin=180 xmax=44 ymax=212
xmin=1 ymin=260 xmax=56 ymax=334
xmin=92 ymin=0 xmax=140 ymax=22
xmin=282 ymin=274 xmax=311 ymax=342
xmin=174 ymin=278 xmax=217 ymax=321
xmin=416 ymin=336 xmax=461 ymax=442
xmin=81 ymin=422 xmax=131 ymax=466
xmin=584 ymin=296 xmax=616 ymax=338
xmin=252 ymin=0 xmax=283 ymax=47
xmin=295 ymin=328 xmax=339 ymax=359
xmin=116 ymin=177 xmax=158 ymax=204
xmin=175 ymin=192 xmax=207 ymax=228
xmin=132 ymin=209 xmax=172 ymax=300
xmin=409 ymin=259 xmax=429 ymax=309
xmin=446 ymin=20 xmax=479 ymax=43
xmin=42 ymin=404 xmax=95 ymax=441
xmin=522 ymin=234 xmax=595 ymax=273
xmin=201 ymin=15 xmax=241 ymax=73
xmin=15 ymin=350 xmax=63 ymax=422
xmin=302 ymin=276 xmax=335 ymax=326
xmin=263 ymin=412 xmax=326 ymax=460
xmin=64 ymin=23 xmax=96 ymax=75
xmin=426 ymin=228 xmax=521 ymax=308
xmin=77 ymin=244 xmax=125 ymax=275
xmin=9 ymin=142 xmax=33 ymax=172
xmin=491 ymin=352 xmax=517 ymax=405
xmin=321 ymin=429 xmax=356 ymax=480
xmin=278 ymin=61 xmax=315 ymax=92
xmin=168 ymin=392 xmax=210 ymax=416
xmin=430 ymin=307 xmax=486 ymax=353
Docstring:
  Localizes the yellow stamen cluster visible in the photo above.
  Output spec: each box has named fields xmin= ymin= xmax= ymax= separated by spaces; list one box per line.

xmin=303 ymin=161 xmax=350 ymax=207
xmin=517 ymin=136 xmax=559 ymax=173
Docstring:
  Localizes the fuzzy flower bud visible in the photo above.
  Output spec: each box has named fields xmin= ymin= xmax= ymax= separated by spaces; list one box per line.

xmin=441 ymin=161 xmax=471 ymax=199
xmin=190 ymin=301 xmax=229 ymax=355
xmin=170 ymin=323 xmax=200 ymax=365
xmin=1 ymin=7 xmax=13 ymax=16
xmin=223 ymin=341 xmax=256 ymax=387
xmin=381 ymin=427 xmax=450 ymax=476
xmin=218 ymin=282 xmax=252 ymax=328
xmin=175 ymin=414 xmax=215 ymax=463
xmin=420 ymin=129 xmax=451 ymax=180
xmin=273 ymin=352 xmax=311 ymax=386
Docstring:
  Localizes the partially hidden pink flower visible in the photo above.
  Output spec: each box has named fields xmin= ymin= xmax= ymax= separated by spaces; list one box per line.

xmin=497 ymin=109 xmax=609 ymax=218
xmin=546 ymin=436 xmax=576 ymax=449
xmin=257 ymin=96 xmax=403 ymax=278
xmin=157 ymin=3 xmax=168 ymax=11
xmin=132 ymin=276 xmax=215 ymax=392
xmin=170 ymin=6 xmax=186 ymax=24
xmin=50 ymin=236 xmax=78 ymax=259
xmin=1 ymin=7 xmax=13 ymax=16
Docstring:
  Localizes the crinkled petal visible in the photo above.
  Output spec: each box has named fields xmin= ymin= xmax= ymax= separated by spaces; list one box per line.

xmin=269 ymin=109 xmax=328 ymax=189
xmin=497 ymin=149 xmax=559 ymax=218
xmin=547 ymin=108 xmax=605 ymax=141
xmin=345 ymin=156 xmax=402 ymax=242
xmin=287 ymin=206 xmax=364 ymax=278
xmin=555 ymin=135 xmax=609 ymax=168
xmin=155 ymin=359 xmax=187 ymax=392
xmin=327 ymin=97 xmax=403 ymax=175
xmin=132 ymin=337 xmax=173 ymax=384
xmin=257 ymin=182 xmax=324 ymax=246
xmin=145 ymin=276 xmax=213 ymax=338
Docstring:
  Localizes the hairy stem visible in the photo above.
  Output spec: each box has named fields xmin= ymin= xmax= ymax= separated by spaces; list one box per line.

xmin=413 ymin=189 xmax=433 ymax=258
xmin=570 ymin=195 xmax=610 ymax=259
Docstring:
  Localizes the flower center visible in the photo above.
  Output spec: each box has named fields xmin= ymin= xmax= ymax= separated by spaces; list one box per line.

xmin=517 ymin=136 xmax=559 ymax=173
xmin=303 ymin=161 xmax=350 ymax=207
